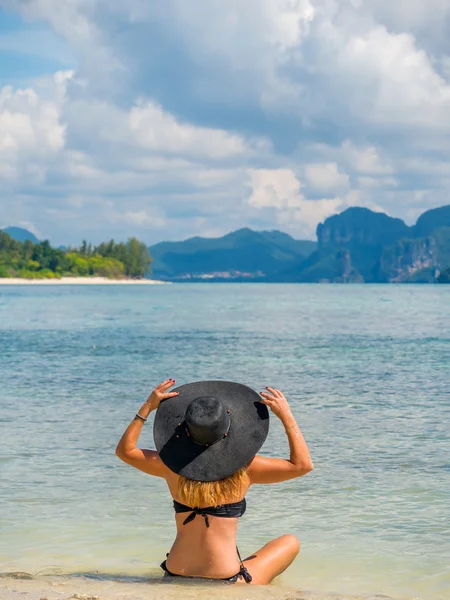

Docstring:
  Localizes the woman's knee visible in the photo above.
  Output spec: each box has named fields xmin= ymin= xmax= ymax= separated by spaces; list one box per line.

xmin=278 ymin=534 xmax=300 ymax=555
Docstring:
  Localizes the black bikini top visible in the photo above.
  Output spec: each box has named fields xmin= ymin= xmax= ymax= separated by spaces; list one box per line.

xmin=173 ymin=498 xmax=246 ymax=528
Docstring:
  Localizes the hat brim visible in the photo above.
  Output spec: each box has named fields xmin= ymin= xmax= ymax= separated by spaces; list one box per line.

xmin=153 ymin=380 xmax=269 ymax=482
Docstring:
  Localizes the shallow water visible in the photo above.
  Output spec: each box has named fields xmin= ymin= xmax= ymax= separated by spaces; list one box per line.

xmin=0 ymin=284 xmax=449 ymax=600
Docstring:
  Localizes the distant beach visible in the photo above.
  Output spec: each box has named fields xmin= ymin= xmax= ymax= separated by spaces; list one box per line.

xmin=0 ymin=277 xmax=169 ymax=285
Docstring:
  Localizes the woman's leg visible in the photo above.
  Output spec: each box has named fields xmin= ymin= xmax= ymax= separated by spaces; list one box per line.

xmin=239 ymin=534 xmax=300 ymax=585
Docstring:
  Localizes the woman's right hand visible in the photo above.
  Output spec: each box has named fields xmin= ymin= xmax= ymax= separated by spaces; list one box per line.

xmin=145 ymin=379 xmax=179 ymax=412
xmin=259 ymin=387 xmax=292 ymax=420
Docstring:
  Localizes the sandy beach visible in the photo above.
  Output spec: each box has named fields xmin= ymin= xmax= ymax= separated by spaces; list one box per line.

xmin=0 ymin=277 xmax=169 ymax=285
xmin=0 ymin=573 xmax=378 ymax=600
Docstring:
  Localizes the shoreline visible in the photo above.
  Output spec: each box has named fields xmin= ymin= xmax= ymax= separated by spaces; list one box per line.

xmin=0 ymin=277 xmax=170 ymax=285
xmin=0 ymin=573 xmax=403 ymax=600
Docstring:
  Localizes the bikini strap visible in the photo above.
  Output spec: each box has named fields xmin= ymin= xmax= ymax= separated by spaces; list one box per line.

xmin=236 ymin=546 xmax=252 ymax=583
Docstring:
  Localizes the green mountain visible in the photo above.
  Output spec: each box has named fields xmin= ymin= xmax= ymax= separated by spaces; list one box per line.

xmin=4 ymin=226 xmax=40 ymax=244
xmin=149 ymin=228 xmax=316 ymax=280
xmin=413 ymin=205 xmax=450 ymax=237
xmin=278 ymin=205 xmax=450 ymax=283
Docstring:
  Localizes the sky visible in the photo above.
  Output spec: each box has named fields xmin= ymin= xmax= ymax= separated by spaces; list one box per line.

xmin=1 ymin=1 xmax=450 ymax=246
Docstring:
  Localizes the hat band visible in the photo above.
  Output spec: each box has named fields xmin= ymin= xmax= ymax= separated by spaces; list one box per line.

xmin=189 ymin=413 xmax=231 ymax=447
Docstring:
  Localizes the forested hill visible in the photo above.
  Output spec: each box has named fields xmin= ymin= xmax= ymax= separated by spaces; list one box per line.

xmin=0 ymin=232 xmax=152 ymax=279
xmin=149 ymin=228 xmax=317 ymax=280
xmin=4 ymin=226 xmax=40 ymax=244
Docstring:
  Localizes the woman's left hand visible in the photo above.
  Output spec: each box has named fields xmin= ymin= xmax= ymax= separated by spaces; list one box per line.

xmin=259 ymin=386 xmax=292 ymax=421
xmin=145 ymin=378 xmax=179 ymax=411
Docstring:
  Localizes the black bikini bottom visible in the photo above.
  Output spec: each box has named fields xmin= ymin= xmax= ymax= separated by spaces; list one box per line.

xmin=160 ymin=554 xmax=252 ymax=584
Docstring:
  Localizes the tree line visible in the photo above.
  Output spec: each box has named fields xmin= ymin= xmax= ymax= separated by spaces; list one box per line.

xmin=0 ymin=231 xmax=152 ymax=279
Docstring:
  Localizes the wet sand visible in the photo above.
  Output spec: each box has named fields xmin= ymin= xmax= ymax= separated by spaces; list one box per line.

xmin=0 ymin=573 xmax=406 ymax=600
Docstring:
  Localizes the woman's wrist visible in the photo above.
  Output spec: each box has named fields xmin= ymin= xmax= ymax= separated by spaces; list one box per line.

xmin=280 ymin=410 xmax=296 ymax=428
xmin=137 ymin=401 xmax=154 ymax=419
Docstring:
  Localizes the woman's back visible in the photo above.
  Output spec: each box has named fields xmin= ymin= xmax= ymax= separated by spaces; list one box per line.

xmin=164 ymin=472 xmax=250 ymax=578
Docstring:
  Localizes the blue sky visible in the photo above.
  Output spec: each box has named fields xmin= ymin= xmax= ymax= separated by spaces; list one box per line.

xmin=1 ymin=0 xmax=450 ymax=245
xmin=0 ymin=9 xmax=73 ymax=85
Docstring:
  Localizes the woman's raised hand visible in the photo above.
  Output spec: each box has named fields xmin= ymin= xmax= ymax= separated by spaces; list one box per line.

xmin=259 ymin=387 xmax=292 ymax=420
xmin=146 ymin=379 xmax=179 ymax=411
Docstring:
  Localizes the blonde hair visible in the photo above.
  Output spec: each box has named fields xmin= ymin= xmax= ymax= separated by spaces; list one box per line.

xmin=178 ymin=465 xmax=249 ymax=507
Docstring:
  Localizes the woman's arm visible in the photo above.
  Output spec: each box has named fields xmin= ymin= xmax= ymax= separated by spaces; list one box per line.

xmin=115 ymin=378 xmax=178 ymax=477
xmin=248 ymin=386 xmax=313 ymax=484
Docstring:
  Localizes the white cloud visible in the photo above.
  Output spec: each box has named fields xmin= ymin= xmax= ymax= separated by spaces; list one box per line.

xmin=0 ymin=75 xmax=261 ymax=243
xmin=340 ymin=141 xmax=393 ymax=175
xmin=2 ymin=0 xmax=450 ymax=243
xmin=0 ymin=85 xmax=64 ymax=154
xmin=7 ymin=1 xmax=450 ymax=133
xmin=129 ymin=101 xmax=260 ymax=159
xmin=357 ymin=176 xmax=398 ymax=190
xmin=304 ymin=162 xmax=350 ymax=192
xmin=335 ymin=26 xmax=450 ymax=128
xmin=370 ymin=0 xmax=450 ymax=35
xmin=248 ymin=168 xmax=362 ymax=237
xmin=0 ymin=78 xmax=67 ymax=185
xmin=118 ymin=209 xmax=166 ymax=228
xmin=248 ymin=168 xmax=303 ymax=209
xmin=14 ymin=0 xmax=99 ymax=49
xmin=398 ymin=158 xmax=450 ymax=177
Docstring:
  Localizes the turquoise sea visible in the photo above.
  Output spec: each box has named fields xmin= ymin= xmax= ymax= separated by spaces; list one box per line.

xmin=0 ymin=284 xmax=449 ymax=600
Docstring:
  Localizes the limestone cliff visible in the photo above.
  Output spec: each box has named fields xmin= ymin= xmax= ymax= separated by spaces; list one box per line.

xmin=377 ymin=237 xmax=439 ymax=283
xmin=313 ymin=207 xmax=410 ymax=282
xmin=292 ymin=206 xmax=450 ymax=283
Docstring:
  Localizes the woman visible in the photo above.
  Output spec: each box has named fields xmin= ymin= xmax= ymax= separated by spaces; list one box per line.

xmin=116 ymin=379 xmax=313 ymax=585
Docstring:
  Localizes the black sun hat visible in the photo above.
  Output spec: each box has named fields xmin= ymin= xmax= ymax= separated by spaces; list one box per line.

xmin=153 ymin=380 xmax=269 ymax=482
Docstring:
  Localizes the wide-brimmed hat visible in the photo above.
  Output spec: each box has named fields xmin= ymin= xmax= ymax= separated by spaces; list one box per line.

xmin=153 ymin=380 xmax=269 ymax=482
